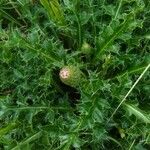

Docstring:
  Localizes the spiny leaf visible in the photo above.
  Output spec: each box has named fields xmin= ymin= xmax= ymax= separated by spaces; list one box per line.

xmin=0 ymin=123 xmax=17 ymax=138
xmin=11 ymin=131 xmax=42 ymax=150
xmin=95 ymin=13 xmax=134 ymax=59
xmin=112 ymin=63 xmax=149 ymax=80
xmin=40 ymin=0 xmax=65 ymax=26
xmin=124 ymin=103 xmax=150 ymax=124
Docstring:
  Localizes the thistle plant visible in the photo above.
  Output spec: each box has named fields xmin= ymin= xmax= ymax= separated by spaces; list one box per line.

xmin=0 ymin=0 xmax=150 ymax=150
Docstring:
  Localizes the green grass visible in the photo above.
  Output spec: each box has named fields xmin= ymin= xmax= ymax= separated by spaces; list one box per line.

xmin=0 ymin=0 xmax=150 ymax=149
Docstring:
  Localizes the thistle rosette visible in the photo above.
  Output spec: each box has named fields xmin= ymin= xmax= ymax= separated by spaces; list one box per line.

xmin=59 ymin=66 xmax=82 ymax=87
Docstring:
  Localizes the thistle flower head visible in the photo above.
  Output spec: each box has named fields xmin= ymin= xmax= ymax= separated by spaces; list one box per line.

xmin=59 ymin=68 xmax=70 ymax=79
xmin=59 ymin=66 xmax=82 ymax=87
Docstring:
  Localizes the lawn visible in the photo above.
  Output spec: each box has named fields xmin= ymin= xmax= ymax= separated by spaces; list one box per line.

xmin=0 ymin=0 xmax=150 ymax=149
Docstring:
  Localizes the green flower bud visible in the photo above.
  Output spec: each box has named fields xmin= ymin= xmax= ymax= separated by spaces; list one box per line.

xmin=81 ymin=42 xmax=91 ymax=54
xmin=59 ymin=66 xmax=82 ymax=87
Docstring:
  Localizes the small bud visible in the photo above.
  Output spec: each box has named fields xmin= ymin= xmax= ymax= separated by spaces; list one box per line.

xmin=81 ymin=42 xmax=91 ymax=54
xmin=59 ymin=66 xmax=82 ymax=87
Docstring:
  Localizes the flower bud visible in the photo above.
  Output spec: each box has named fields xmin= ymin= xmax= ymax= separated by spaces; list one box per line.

xmin=59 ymin=66 xmax=82 ymax=87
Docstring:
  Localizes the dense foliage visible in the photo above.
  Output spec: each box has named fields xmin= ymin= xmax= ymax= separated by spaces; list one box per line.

xmin=0 ymin=0 xmax=150 ymax=149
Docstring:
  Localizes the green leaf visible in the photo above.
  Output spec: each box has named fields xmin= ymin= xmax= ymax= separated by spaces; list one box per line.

xmin=124 ymin=103 xmax=150 ymax=124
xmin=95 ymin=13 xmax=134 ymax=58
xmin=0 ymin=123 xmax=16 ymax=138
xmin=11 ymin=132 xmax=42 ymax=150
xmin=40 ymin=0 xmax=65 ymax=26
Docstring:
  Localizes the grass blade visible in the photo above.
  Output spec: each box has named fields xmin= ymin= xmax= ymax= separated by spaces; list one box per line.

xmin=0 ymin=9 xmax=22 ymax=26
